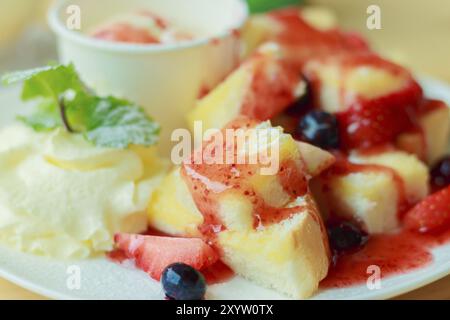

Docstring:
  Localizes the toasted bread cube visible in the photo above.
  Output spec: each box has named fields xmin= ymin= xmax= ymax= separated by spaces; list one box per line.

xmin=312 ymin=171 xmax=399 ymax=233
xmin=148 ymin=121 xmax=332 ymax=298
xmin=350 ymin=151 xmax=429 ymax=204
xmin=297 ymin=142 xmax=336 ymax=177
xmin=312 ymin=150 xmax=429 ymax=234
xmin=217 ymin=195 xmax=330 ymax=299
xmin=148 ymin=168 xmax=203 ymax=237
xmin=187 ymin=45 xmax=304 ymax=135
xmin=397 ymin=102 xmax=450 ymax=165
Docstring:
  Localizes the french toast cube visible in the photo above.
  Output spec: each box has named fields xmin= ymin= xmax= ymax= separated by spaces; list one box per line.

xmin=312 ymin=150 xmax=429 ymax=234
xmin=218 ymin=195 xmax=330 ymax=299
xmin=148 ymin=168 xmax=203 ymax=237
xmin=397 ymin=102 xmax=450 ymax=165
xmin=187 ymin=45 xmax=304 ymax=134
xmin=148 ymin=136 xmax=335 ymax=237
xmin=304 ymin=60 xmax=413 ymax=113
xmin=420 ymin=104 xmax=450 ymax=165
xmin=148 ymin=121 xmax=333 ymax=298
xmin=349 ymin=151 xmax=429 ymax=204
xmin=312 ymin=171 xmax=399 ymax=234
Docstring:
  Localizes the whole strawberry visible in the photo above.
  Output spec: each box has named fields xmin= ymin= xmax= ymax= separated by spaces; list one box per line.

xmin=404 ymin=186 xmax=450 ymax=234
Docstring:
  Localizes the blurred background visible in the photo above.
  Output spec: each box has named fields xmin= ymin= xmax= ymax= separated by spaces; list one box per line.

xmin=0 ymin=0 xmax=449 ymax=81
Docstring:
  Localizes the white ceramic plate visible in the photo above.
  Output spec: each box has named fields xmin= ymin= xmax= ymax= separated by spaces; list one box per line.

xmin=0 ymin=77 xmax=449 ymax=300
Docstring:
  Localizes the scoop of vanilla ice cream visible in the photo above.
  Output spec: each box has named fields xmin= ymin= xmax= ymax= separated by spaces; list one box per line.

xmin=0 ymin=124 xmax=168 ymax=259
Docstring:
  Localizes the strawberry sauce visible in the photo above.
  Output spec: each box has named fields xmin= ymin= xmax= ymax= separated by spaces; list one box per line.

xmin=181 ymin=118 xmax=309 ymax=241
xmin=202 ymin=260 xmax=235 ymax=284
xmin=268 ymin=8 xmax=370 ymax=69
xmin=317 ymin=155 xmax=450 ymax=288
xmin=239 ymin=54 xmax=301 ymax=121
xmin=321 ymin=228 xmax=450 ymax=288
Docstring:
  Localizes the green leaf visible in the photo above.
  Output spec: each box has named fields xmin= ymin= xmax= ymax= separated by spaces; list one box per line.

xmin=246 ymin=0 xmax=302 ymax=13
xmin=18 ymin=112 xmax=61 ymax=131
xmin=1 ymin=64 xmax=160 ymax=149
xmin=2 ymin=64 xmax=84 ymax=102
xmin=22 ymin=64 xmax=84 ymax=102
xmin=2 ymin=66 xmax=55 ymax=85
xmin=83 ymin=96 xmax=160 ymax=148
xmin=17 ymin=99 xmax=62 ymax=131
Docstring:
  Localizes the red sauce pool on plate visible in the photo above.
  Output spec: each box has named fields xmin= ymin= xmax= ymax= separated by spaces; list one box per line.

xmin=321 ymin=228 xmax=450 ymax=288
xmin=318 ymin=155 xmax=450 ymax=288
xmin=202 ymin=260 xmax=235 ymax=284
xmin=107 ymin=248 xmax=129 ymax=264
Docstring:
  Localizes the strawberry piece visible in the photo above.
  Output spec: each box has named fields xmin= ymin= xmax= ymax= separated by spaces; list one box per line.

xmin=324 ymin=54 xmax=423 ymax=150
xmin=337 ymin=85 xmax=422 ymax=150
xmin=403 ymin=186 xmax=450 ymax=234
xmin=114 ymin=234 xmax=219 ymax=280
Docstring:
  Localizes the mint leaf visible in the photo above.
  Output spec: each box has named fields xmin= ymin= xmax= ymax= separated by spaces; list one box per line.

xmin=246 ymin=0 xmax=302 ymax=13
xmin=2 ymin=66 xmax=55 ymax=84
xmin=3 ymin=64 xmax=84 ymax=101
xmin=82 ymin=97 xmax=160 ymax=148
xmin=2 ymin=64 xmax=160 ymax=149
xmin=17 ymin=99 xmax=62 ymax=131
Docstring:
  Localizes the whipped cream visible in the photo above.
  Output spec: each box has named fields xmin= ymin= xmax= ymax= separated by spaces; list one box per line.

xmin=0 ymin=124 xmax=168 ymax=259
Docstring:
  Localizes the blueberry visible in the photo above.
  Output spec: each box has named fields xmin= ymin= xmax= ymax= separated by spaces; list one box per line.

xmin=161 ymin=263 xmax=206 ymax=300
xmin=297 ymin=110 xmax=340 ymax=149
xmin=286 ymin=75 xmax=312 ymax=114
xmin=431 ymin=156 xmax=450 ymax=190
xmin=327 ymin=221 xmax=368 ymax=253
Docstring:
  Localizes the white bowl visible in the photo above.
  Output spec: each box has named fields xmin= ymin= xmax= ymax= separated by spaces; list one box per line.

xmin=48 ymin=0 xmax=248 ymax=154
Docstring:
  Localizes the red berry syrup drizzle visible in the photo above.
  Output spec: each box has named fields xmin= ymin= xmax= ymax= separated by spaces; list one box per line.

xmin=262 ymin=10 xmax=450 ymax=286
xmin=316 ymin=154 xmax=450 ymax=288
xmin=268 ymin=7 xmax=370 ymax=70
xmin=321 ymin=228 xmax=450 ymax=288
xmin=179 ymin=117 xmax=321 ymax=280
xmin=181 ymin=117 xmax=309 ymax=239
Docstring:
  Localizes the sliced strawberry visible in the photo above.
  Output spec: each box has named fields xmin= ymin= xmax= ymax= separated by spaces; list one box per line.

xmin=330 ymin=54 xmax=423 ymax=150
xmin=337 ymin=90 xmax=421 ymax=150
xmin=403 ymin=186 xmax=450 ymax=234
xmin=114 ymin=234 xmax=219 ymax=280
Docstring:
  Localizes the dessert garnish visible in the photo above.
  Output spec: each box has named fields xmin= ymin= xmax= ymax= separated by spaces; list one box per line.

xmin=2 ymin=64 xmax=160 ymax=148
xmin=431 ymin=156 xmax=450 ymax=191
xmin=113 ymin=233 xmax=218 ymax=280
xmin=296 ymin=110 xmax=340 ymax=150
xmin=404 ymin=186 xmax=450 ymax=234
xmin=161 ymin=263 xmax=207 ymax=300
xmin=327 ymin=221 xmax=369 ymax=253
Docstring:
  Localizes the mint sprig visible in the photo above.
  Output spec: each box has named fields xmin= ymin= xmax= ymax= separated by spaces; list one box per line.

xmin=1 ymin=64 xmax=160 ymax=149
